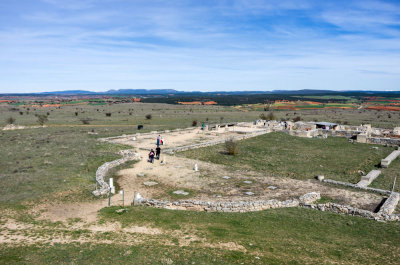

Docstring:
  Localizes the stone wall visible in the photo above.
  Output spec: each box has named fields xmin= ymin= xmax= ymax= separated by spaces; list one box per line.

xmin=322 ymin=179 xmax=392 ymax=195
xmin=356 ymin=170 xmax=381 ymax=187
xmin=92 ymin=150 xmax=141 ymax=196
xmin=379 ymin=192 xmax=400 ymax=215
xmin=301 ymin=202 xmax=399 ymax=221
xmin=381 ymin=150 xmax=400 ymax=168
xmin=367 ymin=137 xmax=400 ymax=146
xmin=133 ymin=192 xmax=399 ymax=221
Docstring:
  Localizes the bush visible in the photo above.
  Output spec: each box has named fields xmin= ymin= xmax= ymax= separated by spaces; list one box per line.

xmin=145 ymin=114 xmax=152 ymax=120
xmin=225 ymin=138 xmax=239 ymax=156
xmin=75 ymin=112 xmax=78 ymax=116
xmin=37 ymin=114 xmax=48 ymax=126
xmin=105 ymin=113 xmax=112 ymax=117
xmin=259 ymin=113 xmax=267 ymax=120
xmin=80 ymin=118 xmax=91 ymax=125
xmin=6 ymin=117 xmax=15 ymax=124
xmin=192 ymin=120 xmax=198 ymax=126
xmin=293 ymin=116 xmax=301 ymax=122
xmin=267 ymin=112 xmax=275 ymax=121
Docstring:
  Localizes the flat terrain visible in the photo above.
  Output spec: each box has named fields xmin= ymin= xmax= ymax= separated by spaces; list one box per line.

xmin=181 ymin=132 xmax=394 ymax=186
xmin=1 ymin=103 xmax=400 ymax=264
xmin=1 ymin=207 xmax=399 ymax=264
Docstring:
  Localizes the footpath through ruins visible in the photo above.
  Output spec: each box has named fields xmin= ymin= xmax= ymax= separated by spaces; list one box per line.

xmin=93 ymin=120 xmax=400 ymax=222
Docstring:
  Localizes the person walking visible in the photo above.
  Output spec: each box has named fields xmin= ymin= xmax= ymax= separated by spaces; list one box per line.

xmin=156 ymin=146 xmax=161 ymax=160
xmin=148 ymin=149 xmax=155 ymax=163
xmin=156 ymin=135 xmax=161 ymax=146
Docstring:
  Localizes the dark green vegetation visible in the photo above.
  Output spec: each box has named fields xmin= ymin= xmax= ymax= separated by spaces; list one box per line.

xmin=2 ymin=206 xmax=399 ymax=264
xmin=182 ymin=132 xmax=394 ymax=186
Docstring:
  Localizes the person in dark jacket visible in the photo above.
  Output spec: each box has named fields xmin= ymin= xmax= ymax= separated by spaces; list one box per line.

xmin=156 ymin=146 xmax=161 ymax=160
xmin=148 ymin=149 xmax=155 ymax=163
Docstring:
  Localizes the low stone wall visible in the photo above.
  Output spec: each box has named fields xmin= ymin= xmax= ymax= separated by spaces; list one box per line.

xmin=301 ymin=202 xmax=399 ymax=221
xmin=92 ymin=150 xmax=141 ymax=196
xmin=133 ymin=192 xmax=399 ymax=221
xmin=379 ymin=192 xmax=400 ymax=215
xmin=322 ymin=179 xmax=392 ymax=195
xmin=381 ymin=150 xmax=400 ymax=168
xmin=141 ymin=198 xmax=300 ymax=212
xmin=367 ymin=137 xmax=400 ymax=146
xmin=356 ymin=170 xmax=381 ymax=187
xmin=139 ymin=192 xmax=319 ymax=212
xmin=163 ymin=129 xmax=269 ymax=154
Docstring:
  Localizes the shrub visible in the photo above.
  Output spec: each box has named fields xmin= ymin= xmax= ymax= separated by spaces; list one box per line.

xmin=80 ymin=118 xmax=91 ymax=125
xmin=192 ymin=120 xmax=198 ymax=126
xmin=75 ymin=112 xmax=78 ymax=116
xmin=37 ymin=114 xmax=48 ymax=126
xmin=106 ymin=113 xmax=112 ymax=117
xmin=259 ymin=113 xmax=267 ymax=120
xmin=6 ymin=117 xmax=15 ymax=124
xmin=145 ymin=114 xmax=152 ymax=120
xmin=225 ymin=138 xmax=239 ymax=156
xmin=19 ymin=112 xmax=23 ymax=115
xmin=267 ymin=112 xmax=276 ymax=121
xmin=293 ymin=116 xmax=301 ymax=122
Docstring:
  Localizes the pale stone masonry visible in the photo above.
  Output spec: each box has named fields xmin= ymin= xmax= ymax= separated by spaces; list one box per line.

xmin=356 ymin=170 xmax=381 ymax=188
xmin=92 ymin=150 xmax=141 ymax=196
xmin=134 ymin=192 xmax=399 ymax=222
xmin=378 ymin=192 xmax=400 ymax=215
xmin=381 ymin=150 xmax=400 ymax=168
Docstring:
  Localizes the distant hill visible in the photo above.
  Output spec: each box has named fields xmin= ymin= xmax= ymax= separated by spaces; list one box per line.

xmin=1 ymin=89 xmax=399 ymax=96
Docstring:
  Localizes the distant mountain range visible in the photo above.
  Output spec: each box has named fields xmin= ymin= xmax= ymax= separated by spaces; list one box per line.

xmin=1 ymin=89 xmax=399 ymax=96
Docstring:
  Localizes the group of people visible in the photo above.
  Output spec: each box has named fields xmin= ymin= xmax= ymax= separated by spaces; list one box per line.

xmin=148 ymin=135 xmax=164 ymax=163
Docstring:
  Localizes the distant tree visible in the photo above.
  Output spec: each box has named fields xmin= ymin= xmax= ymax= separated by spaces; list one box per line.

xmin=37 ymin=114 xmax=48 ymax=126
xmin=106 ymin=112 xmax=112 ymax=117
xmin=75 ymin=112 xmax=79 ymax=116
xmin=145 ymin=114 xmax=152 ymax=120
xmin=6 ymin=117 xmax=15 ymax=124
xmin=192 ymin=120 xmax=198 ymax=126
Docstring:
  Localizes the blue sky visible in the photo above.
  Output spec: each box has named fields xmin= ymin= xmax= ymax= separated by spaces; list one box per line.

xmin=1 ymin=0 xmax=400 ymax=93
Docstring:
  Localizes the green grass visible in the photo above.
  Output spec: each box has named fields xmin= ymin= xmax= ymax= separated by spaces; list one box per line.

xmin=181 ymin=132 xmax=394 ymax=184
xmin=2 ymin=206 xmax=398 ymax=264
xmin=0 ymin=127 xmax=133 ymax=205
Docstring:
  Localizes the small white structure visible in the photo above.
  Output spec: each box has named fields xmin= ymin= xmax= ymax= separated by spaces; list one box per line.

xmin=109 ymin=178 xmax=115 ymax=194
xmin=194 ymin=163 xmax=198 ymax=171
